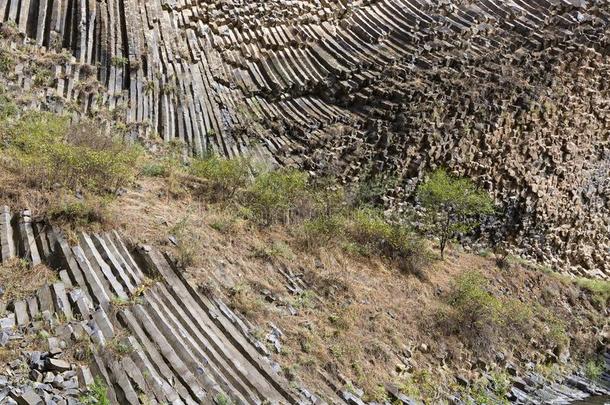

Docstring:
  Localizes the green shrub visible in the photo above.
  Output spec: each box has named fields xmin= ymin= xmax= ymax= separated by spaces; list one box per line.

xmin=80 ymin=377 xmax=110 ymax=405
xmin=350 ymin=173 xmax=399 ymax=208
xmin=584 ymin=358 xmax=605 ymax=381
xmin=299 ymin=207 xmax=429 ymax=276
xmin=299 ymin=214 xmax=346 ymax=248
xmin=245 ymin=168 xmax=309 ymax=225
xmin=0 ymin=92 xmax=17 ymax=121
xmin=574 ymin=277 xmax=610 ymax=308
xmin=443 ymin=271 xmax=533 ymax=354
xmin=214 ymin=392 xmax=233 ymax=405
xmin=111 ymin=56 xmax=129 ymax=67
xmin=141 ymin=162 xmax=168 ymax=177
xmin=348 ymin=208 xmax=426 ymax=270
xmin=190 ymin=155 xmax=251 ymax=201
xmin=0 ymin=49 xmax=14 ymax=74
xmin=3 ymin=112 xmax=141 ymax=192
xmin=417 ymin=169 xmax=494 ymax=259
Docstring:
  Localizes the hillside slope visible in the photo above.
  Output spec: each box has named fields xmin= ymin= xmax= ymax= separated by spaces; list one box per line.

xmin=0 ymin=0 xmax=609 ymax=276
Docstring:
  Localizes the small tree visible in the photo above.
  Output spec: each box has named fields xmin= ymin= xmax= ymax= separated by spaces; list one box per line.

xmin=417 ymin=169 xmax=494 ymax=259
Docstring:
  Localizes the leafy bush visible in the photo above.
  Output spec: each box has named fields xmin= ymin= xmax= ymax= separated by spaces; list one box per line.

xmin=141 ymin=162 xmax=168 ymax=177
xmin=0 ymin=92 xmax=17 ymax=120
xmin=299 ymin=208 xmax=429 ymax=276
xmin=347 ymin=208 xmax=427 ymax=272
xmin=584 ymin=358 xmax=605 ymax=381
xmin=0 ymin=48 xmax=14 ymax=74
xmin=442 ymin=271 xmax=534 ymax=354
xmin=3 ymin=112 xmax=141 ymax=192
xmin=299 ymin=214 xmax=346 ymax=248
xmin=351 ymin=173 xmax=398 ymax=207
xmin=190 ymin=155 xmax=251 ymax=201
xmin=80 ymin=378 xmax=110 ymax=405
xmin=417 ymin=169 xmax=494 ymax=259
xmin=245 ymin=168 xmax=309 ymax=225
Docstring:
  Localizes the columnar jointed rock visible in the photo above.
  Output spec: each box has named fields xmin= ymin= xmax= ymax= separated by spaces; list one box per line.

xmin=0 ymin=208 xmax=307 ymax=404
xmin=1 ymin=1 xmax=608 ymax=276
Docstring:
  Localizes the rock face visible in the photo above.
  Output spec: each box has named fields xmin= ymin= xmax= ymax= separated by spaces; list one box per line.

xmin=0 ymin=1 xmax=608 ymax=276
xmin=0 ymin=204 xmax=608 ymax=403
xmin=0 ymin=207 xmax=306 ymax=404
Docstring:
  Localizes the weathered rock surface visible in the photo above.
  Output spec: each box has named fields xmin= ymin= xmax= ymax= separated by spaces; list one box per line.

xmin=0 ymin=1 xmax=608 ymax=276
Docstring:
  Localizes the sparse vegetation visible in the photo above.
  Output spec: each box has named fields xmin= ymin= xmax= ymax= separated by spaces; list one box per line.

xmin=417 ymin=169 xmax=494 ymax=259
xmin=573 ymin=277 xmax=610 ymax=308
xmin=2 ymin=112 xmax=142 ymax=193
xmin=0 ymin=48 xmax=14 ymax=73
xmin=440 ymin=271 xmax=536 ymax=355
xmin=228 ymin=283 xmax=265 ymax=318
xmin=214 ymin=392 xmax=233 ymax=405
xmin=110 ymin=56 xmax=129 ymax=67
xmin=47 ymin=195 xmax=111 ymax=227
xmin=584 ymin=358 xmax=605 ymax=381
xmin=244 ymin=168 xmax=309 ymax=225
xmin=190 ymin=154 xmax=251 ymax=201
xmin=107 ymin=337 xmax=134 ymax=356
xmin=0 ymin=258 xmax=57 ymax=302
xmin=80 ymin=378 xmax=110 ymax=405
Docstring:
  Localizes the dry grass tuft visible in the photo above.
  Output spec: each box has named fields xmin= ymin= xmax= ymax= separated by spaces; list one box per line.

xmin=0 ymin=258 xmax=57 ymax=303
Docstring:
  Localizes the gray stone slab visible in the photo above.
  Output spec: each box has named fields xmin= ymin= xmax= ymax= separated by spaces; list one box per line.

xmin=26 ymin=297 xmax=39 ymax=321
xmin=37 ymin=284 xmax=55 ymax=314
xmin=79 ymin=233 xmax=128 ymax=300
xmin=51 ymin=283 xmax=73 ymax=321
xmin=19 ymin=210 xmax=41 ymax=266
xmin=0 ymin=206 xmax=16 ymax=262
xmin=14 ymin=300 xmax=29 ymax=326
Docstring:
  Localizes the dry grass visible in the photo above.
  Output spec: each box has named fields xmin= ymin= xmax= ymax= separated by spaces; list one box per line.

xmin=0 ymin=258 xmax=57 ymax=303
xmin=107 ymin=175 xmax=608 ymax=401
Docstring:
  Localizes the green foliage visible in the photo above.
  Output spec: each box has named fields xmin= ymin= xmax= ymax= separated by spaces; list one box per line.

xmin=443 ymin=271 xmax=534 ymax=354
xmin=141 ymin=162 xmax=168 ymax=177
xmin=584 ymin=358 xmax=605 ymax=381
xmin=457 ymin=374 xmax=510 ymax=405
xmin=0 ymin=48 xmax=14 ymax=74
xmin=0 ymin=92 xmax=17 ymax=120
xmin=397 ymin=370 xmax=438 ymax=402
xmin=347 ymin=208 xmax=429 ymax=275
xmin=190 ymin=154 xmax=251 ymax=201
xmin=351 ymin=173 xmax=398 ymax=207
xmin=107 ymin=337 xmax=134 ymax=356
xmin=299 ymin=208 xmax=429 ymax=276
xmin=31 ymin=65 xmax=54 ymax=87
xmin=111 ymin=56 xmax=129 ymax=67
xmin=214 ymin=392 xmax=233 ymax=405
xmin=80 ymin=378 xmax=110 ymax=405
xmin=574 ymin=277 xmax=610 ymax=308
xmin=300 ymin=214 xmax=346 ymax=248
xmin=251 ymin=241 xmax=294 ymax=261
xmin=2 ymin=112 xmax=141 ymax=192
xmin=417 ymin=169 xmax=494 ymax=259
xmin=245 ymin=168 xmax=309 ymax=225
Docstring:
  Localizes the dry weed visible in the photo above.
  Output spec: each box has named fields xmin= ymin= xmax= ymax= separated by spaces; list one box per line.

xmin=0 ymin=258 xmax=57 ymax=303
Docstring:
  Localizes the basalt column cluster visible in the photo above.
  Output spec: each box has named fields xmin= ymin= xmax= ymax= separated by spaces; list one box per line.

xmin=0 ymin=0 xmax=608 ymax=277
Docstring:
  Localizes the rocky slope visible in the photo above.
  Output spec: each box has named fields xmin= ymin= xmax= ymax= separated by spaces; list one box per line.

xmin=1 ymin=0 xmax=608 ymax=277
xmin=0 ymin=204 xmax=607 ymax=404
